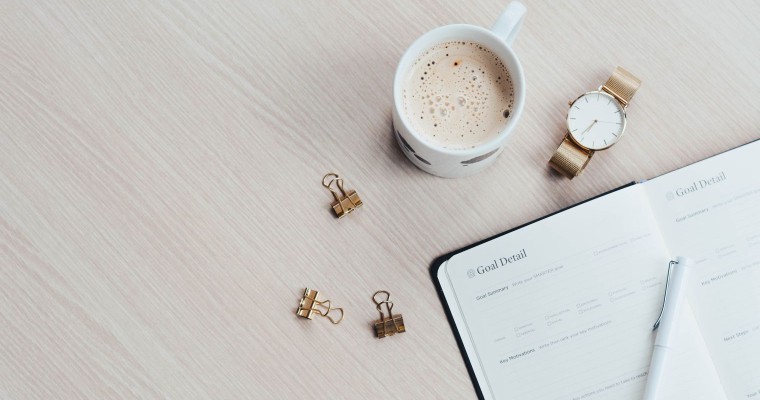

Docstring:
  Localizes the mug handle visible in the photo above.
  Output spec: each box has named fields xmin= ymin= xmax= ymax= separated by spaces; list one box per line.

xmin=491 ymin=1 xmax=526 ymax=46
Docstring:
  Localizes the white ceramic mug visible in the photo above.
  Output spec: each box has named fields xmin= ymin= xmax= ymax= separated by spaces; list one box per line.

xmin=392 ymin=2 xmax=526 ymax=178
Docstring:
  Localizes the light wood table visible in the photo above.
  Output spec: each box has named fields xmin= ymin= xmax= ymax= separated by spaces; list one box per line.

xmin=1 ymin=1 xmax=759 ymax=398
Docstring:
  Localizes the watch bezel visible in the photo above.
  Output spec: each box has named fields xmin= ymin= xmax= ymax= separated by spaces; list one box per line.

xmin=566 ymin=90 xmax=628 ymax=151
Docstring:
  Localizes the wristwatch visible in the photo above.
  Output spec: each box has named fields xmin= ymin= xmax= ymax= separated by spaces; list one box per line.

xmin=548 ymin=66 xmax=641 ymax=179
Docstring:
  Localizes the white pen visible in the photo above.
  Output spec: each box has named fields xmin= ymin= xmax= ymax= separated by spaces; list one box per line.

xmin=642 ymin=256 xmax=693 ymax=400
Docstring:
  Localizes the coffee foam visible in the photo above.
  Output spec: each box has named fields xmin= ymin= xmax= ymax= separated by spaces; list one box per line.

xmin=402 ymin=41 xmax=514 ymax=150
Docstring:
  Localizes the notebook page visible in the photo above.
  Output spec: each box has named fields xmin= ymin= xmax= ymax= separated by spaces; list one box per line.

xmin=438 ymin=185 xmax=671 ymax=400
xmin=644 ymin=140 xmax=760 ymax=399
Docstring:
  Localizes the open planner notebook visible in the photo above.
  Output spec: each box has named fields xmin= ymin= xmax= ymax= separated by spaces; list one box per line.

xmin=432 ymin=140 xmax=760 ymax=400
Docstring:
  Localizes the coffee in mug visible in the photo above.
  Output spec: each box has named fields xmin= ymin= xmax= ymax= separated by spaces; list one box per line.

xmin=401 ymin=41 xmax=515 ymax=150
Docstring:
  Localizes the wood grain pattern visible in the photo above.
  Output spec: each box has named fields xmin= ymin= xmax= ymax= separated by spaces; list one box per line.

xmin=1 ymin=1 xmax=758 ymax=398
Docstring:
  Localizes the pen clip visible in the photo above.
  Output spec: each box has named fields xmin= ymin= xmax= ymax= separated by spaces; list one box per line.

xmin=653 ymin=259 xmax=678 ymax=331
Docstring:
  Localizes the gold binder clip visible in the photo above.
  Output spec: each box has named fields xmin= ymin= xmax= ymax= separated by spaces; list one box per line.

xmin=372 ymin=290 xmax=406 ymax=338
xmin=296 ymin=288 xmax=344 ymax=324
xmin=322 ymin=173 xmax=363 ymax=218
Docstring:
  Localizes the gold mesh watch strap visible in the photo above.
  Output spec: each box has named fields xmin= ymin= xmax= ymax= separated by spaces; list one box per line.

xmin=549 ymin=67 xmax=640 ymax=178
xmin=548 ymin=137 xmax=594 ymax=179
xmin=601 ymin=66 xmax=641 ymax=106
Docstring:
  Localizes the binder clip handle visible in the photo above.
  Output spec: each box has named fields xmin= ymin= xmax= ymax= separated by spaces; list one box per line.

xmin=373 ymin=290 xmax=394 ymax=320
xmin=322 ymin=173 xmax=353 ymax=205
xmin=318 ymin=301 xmax=344 ymax=325
xmin=322 ymin=173 xmax=344 ymax=204
xmin=372 ymin=290 xmax=392 ymax=305
xmin=310 ymin=299 xmax=345 ymax=325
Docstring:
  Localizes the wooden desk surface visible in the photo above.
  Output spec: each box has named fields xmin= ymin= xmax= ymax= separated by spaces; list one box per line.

xmin=1 ymin=1 xmax=758 ymax=398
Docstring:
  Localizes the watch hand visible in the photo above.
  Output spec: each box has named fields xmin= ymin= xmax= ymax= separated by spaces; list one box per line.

xmin=596 ymin=120 xmax=621 ymax=124
xmin=580 ymin=120 xmax=598 ymax=135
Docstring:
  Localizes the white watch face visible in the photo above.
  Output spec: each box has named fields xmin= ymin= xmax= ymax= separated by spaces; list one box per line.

xmin=567 ymin=91 xmax=626 ymax=150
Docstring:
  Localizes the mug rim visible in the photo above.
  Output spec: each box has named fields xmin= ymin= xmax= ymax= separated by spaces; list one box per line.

xmin=393 ymin=24 xmax=526 ymax=157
